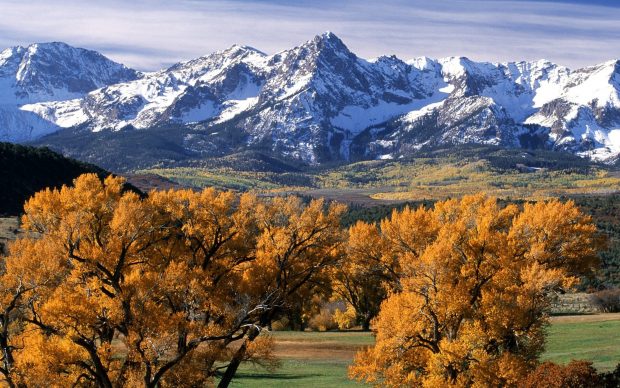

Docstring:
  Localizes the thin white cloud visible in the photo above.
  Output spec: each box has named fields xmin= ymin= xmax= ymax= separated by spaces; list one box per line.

xmin=0 ymin=0 xmax=618 ymax=70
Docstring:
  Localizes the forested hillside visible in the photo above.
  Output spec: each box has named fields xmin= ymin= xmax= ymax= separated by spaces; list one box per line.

xmin=0 ymin=142 xmax=113 ymax=215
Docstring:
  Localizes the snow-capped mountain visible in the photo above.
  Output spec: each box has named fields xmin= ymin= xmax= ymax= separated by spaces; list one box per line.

xmin=364 ymin=54 xmax=620 ymax=163
xmin=0 ymin=42 xmax=140 ymax=141
xmin=3 ymin=33 xmax=620 ymax=165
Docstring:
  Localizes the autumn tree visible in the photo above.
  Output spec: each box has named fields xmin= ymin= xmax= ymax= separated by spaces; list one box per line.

xmin=218 ymin=196 xmax=345 ymax=386
xmin=332 ymin=221 xmax=395 ymax=330
xmin=332 ymin=204 xmax=445 ymax=331
xmin=349 ymin=194 xmax=602 ymax=387
xmin=0 ymin=174 xmax=345 ymax=387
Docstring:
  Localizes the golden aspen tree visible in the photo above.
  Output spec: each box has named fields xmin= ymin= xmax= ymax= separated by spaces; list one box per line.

xmin=332 ymin=205 xmax=443 ymax=331
xmin=217 ymin=196 xmax=345 ymax=387
xmin=332 ymin=221 xmax=394 ymax=330
xmin=0 ymin=174 xmax=345 ymax=388
xmin=349 ymin=194 xmax=602 ymax=387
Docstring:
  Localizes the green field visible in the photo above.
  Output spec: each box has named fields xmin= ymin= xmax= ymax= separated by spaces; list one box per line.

xmin=542 ymin=315 xmax=620 ymax=371
xmin=230 ymin=332 xmax=373 ymax=388
xmin=227 ymin=315 xmax=620 ymax=387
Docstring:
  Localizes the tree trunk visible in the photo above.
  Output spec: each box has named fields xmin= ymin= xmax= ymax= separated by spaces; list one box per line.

xmin=75 ymin=338 xmax=113 ymax=388
xmin=362 ymin=316 xmax=371 ymax=331
xmin=0 ymin=365 xmax=15 ymax=388
xmin=287 ymin=316 xmax=297 ymax=331
xmin=361 ymin=312 xmax=373 ymax=331
xmin=1 ymin=338 xmax=15 ymax=379
xmin=217 ymin=329 xmax=260 ymax=388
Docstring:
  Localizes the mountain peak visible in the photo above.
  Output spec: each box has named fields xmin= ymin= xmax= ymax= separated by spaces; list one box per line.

xmin=0 ymin=41 xmax=139 ymax=104
xmin=309 ymin=31 xmax=349 ymax=53
xmin=223 ymin=44 xmax=266 ymax=57
xmin=317 ymin=31 xmax=338 ymax=40
xmin=29 ymin=41 xmax=72 ymax=50
xmin=24 ymin=42 xmax=110 ymax=61
xmin=439 ymin=56 xmax=478 ymax=77
xmin=605 ymin=59 xmax=620 ymax=77
xmin=407 ymin=56 xmax=438 ymax=71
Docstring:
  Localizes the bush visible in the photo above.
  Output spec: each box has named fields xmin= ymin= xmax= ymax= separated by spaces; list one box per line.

xmin=270 ymin=317 xmax=290 ymax=331
xmin=524 ymin=361 xmax=620 ymax=388
xmin=333 ymin=305 xmax=357 ymax=330
xmin=307 ymin=301 xmax=351 ymax=332
xmin=307 ymin=308 xmax=338 ymax=331
xmin=599 ymin=363 xmax=620 ymax=388
xmin=589 ymin=288 xmax=620 ymax=312
xmin=523 ymin=360 xmax=599 ymax=388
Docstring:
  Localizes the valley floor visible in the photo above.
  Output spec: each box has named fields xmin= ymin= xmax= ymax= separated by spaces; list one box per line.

xmin=138 ymin=147 xmax=620 ymax=205
xmin=228 ymin=314 xmax=620 ymax=387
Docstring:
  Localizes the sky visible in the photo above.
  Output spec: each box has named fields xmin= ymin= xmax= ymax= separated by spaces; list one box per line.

xmin=0 ymin=0 xmax=619 ymax=71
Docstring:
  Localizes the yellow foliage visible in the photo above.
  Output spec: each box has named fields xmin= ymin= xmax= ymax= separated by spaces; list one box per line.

xmin=349 ymin=194 xmax=602 ymax=387
xmin=333 ymin=305 xmax=357 ymax=330
xmin=0 ymin=174 xmax=345 ymax=387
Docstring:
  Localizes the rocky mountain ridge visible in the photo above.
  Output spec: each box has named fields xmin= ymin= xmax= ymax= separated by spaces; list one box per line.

xmin=0 ymin=42 xmax=140 ymax=141
xmin=2 ymin=33 xmax=619 ymax=166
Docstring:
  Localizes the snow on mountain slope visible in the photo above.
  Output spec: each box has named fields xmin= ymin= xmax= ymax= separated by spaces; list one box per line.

xmin=229 ymin=32 xmax=448 ymax=161
xmin=0 ymin=42 xmax=140 ymax=141
xmin=27 ymin=44 xmax=269 ymax=132
xmin=564 ymin=60 xmax=620 ymax=108
xmin=3 ymin=34 xmax=620 ymax=164
xmin=0 ymin=42 xmax=140 ymax=103
xmin=329 ymin=54 xmax=448 ymax=132
xmin=0 ymin=105 xmax=60 ymax=141
xmin=524 ymin=60 xmax=620 ymax=161
xmin=434 ymin=57 xmax=571 ymax=122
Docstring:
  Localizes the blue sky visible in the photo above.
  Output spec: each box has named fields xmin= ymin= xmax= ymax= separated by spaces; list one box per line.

xmin=1 ymin=0 xmax=618 ymax=70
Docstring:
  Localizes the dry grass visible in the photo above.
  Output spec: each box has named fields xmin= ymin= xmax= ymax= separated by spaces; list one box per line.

xmin=272 ymin=332 xmax=373 ymax=361
xmin=0 ymin=217 xmax=19 ymax=254
xmin=550 ymin=312 xmax=620 ymax=324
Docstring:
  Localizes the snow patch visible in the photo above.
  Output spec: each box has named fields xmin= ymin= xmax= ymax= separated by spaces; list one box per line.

xmin=178 ymin=101 xmax=218 ymax=123
xmin=216 ymin=97 xmax=258 ymax=123
xmin=20 ymin=99 xmax=88 ymax=128
xmin=565 ymin=61 xmax=620 ymax=108
xmin=609 ymin=129 xmax=620 ymax=151
xmin=403 ymin=101 xmax=443 ymax=123
xmin=332 ymin=89 xmax=450 ymax=135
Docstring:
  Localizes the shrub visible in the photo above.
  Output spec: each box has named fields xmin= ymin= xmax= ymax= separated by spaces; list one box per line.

xmin=523 ymin=361 xmax=599 ymax=388
xmin=333 ymin=305 xmax=357 ymax=330
xmin=599 ymin=363 xmax=620 ymax=388
xmin=270 ymin=317 xmax=290 ymax=331
xmin=589 ymin=288 xmax=620 ymax=312
xmin=307 ymin=301 xmax=351 ymax=331
xmin=307 ymin=307 xmax=338 ymax=331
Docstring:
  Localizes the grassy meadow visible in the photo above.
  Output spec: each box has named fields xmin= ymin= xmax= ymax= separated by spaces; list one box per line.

xmin=228 ymin=314 xmax=620 ymax=387
xmin=542 ymin=314 xmax=620 ymax=371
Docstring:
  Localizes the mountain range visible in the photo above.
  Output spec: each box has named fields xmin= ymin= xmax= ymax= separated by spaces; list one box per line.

xmin=1 ymin=32 xmax=619 ymax=169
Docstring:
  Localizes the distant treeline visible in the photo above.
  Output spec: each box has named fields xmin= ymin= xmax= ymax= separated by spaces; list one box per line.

xmin=569 ymin=194 xmax=620 ymax=288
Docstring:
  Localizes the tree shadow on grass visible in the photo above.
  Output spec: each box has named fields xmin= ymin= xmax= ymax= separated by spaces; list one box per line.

xmin=235 ymin=372 xmax=323 ymax=380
